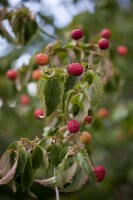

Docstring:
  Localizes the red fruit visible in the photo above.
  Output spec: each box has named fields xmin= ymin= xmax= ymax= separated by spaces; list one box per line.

xmin=20 ymin=94 xmax=30 ymax=106
xmin=68 ymin=63 xmax=84 ymax=76
xmin=71 ymin=29 xmax=84 ymax=40
xmin=84 ymin=115 xmax=92 ymax=124
xmin=6 ymin=69 xmax=18 ymax=80
xmin=80 ymin=131 xmax=92 ymax=144
xmin=100 ymin=28 xmax=111 ymax=39
xmin=67 ymin=120 xmax=80 ymax=133
xmin=93 ymin=166 xmax=106 ymax=182
xmin=34 ymin=108 xmax=44 ymax=119
xmin=98 ymin=108 xmax=109 ymax=118
xmin=98 ymin=38 xmax=109 ymax=50
xmin=32 ymin=69 xmax=41 ymax=81
xmin=117 ymin=46 xmax=128 ymax=56
xmin=35 ymin=53 xmax=49 ymax=66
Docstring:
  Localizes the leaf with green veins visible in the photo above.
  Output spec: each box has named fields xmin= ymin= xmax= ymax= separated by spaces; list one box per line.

xmin=64 ymin=74 xmax=79 ymax=92
xmin=7 ymin=141 xmax=19 ymax=151
xmin=14 ymin=147 xmax=28 ymax=179
xmin=56 ymin=157 xmax=68 ymax=189
xmin=91 ymin=73 xmax=103 ymax=107
xmin=51 ymin=143 xmax=63 ymax=167
xmin=0 ymin=150 xmax=18 ymax=185
xmin=34 ymin=176 xmax=56 ymax=187
xmin=70 ymin=93 xmax=83 ymax=109
xmin=21 ymin=155 xmax=33 ymax=190
xmin=63 ymin=162 xmax=77 ymax=184
xmin=74 ymin=149 xmax=96 ymax=182
xmin=44 ymin=76 xmax=64 ymax=116
xmin=37 ymin=77 xmax=47 ymax=102
xmin=63 ymin=167 xmax=88 ymax=192
xmin=31 ymin=146 xmax=43 ymax=170
xmin=83 ymin=70 xmax=94 ymax=85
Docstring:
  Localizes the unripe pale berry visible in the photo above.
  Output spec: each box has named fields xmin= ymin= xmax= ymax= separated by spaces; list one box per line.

xmin=117 ymin=46 xmax=128 ymax=56
xmin=71 ymin=29 xmax=84 ymax=40
xmin=35 ymin=53 xmax=49 ymax=66
xmin=100 ymin=28 xmax=111 ymax=39
xmin=80 ymin=131 xmax=92 ymax=144
xmin=20 ymin=94 xmax=30 ymax=106
xmin=67 ymin=120 xmax=80 ymax=133
xmin=32 ymin=69 xmax=41 ymax=81
xmin=97 ymin=108 xmax=109 ymax=118
xmin=68 ymin=63 xmax=84 ymax=76
xmin=6 ymin=69 xmax=18 ymax=81
xmin=34 ymin=108 xmax=44 ymax=119
xmin=98 ymin=38 xmax=109 ymax=50
xmin=83 ymin=115 xmax=92 ymax=124
xmin=93 ymin=166 xmax=106 ymax=182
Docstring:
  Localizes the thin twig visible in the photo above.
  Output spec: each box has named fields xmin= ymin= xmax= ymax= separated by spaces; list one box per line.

xmin=55 ymin=187 xmax=60 ymax=200
xmin=39 ymin=27 xmax=57 ymax=40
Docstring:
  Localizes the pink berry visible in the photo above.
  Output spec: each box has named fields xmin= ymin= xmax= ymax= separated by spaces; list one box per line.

xmin=6 ymin=69 xmax=18 ymax=80
xmin=68 ymin=63 xmax=84 ymax=76
xmin=35 ymin=53 xmax=49 ymax=66
xmin=84 ymin=115 xmax=92 ymax=124
xmin=67 ymin=120 xmax=80 ymax=133
xmin=34 ymin=108 xmax=44 ymax=119
xmin=20 ymin=94 xmax=30 ymax=106
xmin=93 ymin=166 xmax=106 ymax=182
xmin=100 ymin=28 xmax=111 ymax=39
xmin=71 ymin=29 xmax=84 ymax=40
xmin=117 ymin=46 xmax=128 ymax=56
xmin=98 ymin=38 xmax=109 ymax=50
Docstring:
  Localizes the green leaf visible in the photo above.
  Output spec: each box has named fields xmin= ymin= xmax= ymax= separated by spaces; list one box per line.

xmin=31 ymin=146 xmax=43 ymax=170
xmin=21 ymin=155 xmax=33 ymax=190
xmin=75 ymin=149 xmax=92 ymax=174
xmin=63 ymin=167 xmax=88 ymax=192
xmin=64 ymin=75 xmax=79 ymax=92
xmin=37 ymin=77 xmax=47 ymax=102
xmin=70 ymin=93 xmax=83 ymax=109
xmin=34 ymin=176 xmax=56 ymax=187
xmin=51 ymin=144 xmax=63 ymax=167
xmin=91 ymin=73 xmax=103 ymax=107
xmin=56 ymin=157 xmax=67 ymax=189
xmin=44 ymin=77 xmax=64 ymax=116
xmin=83 ymin=70 xmax=94 ymax=85
xmin=14 ymin=147 xmax=28 ymax=178
xmin=7 ymin=141 xmax=19 ymax=151
xmin=63 ymin=162 xmax=77 ymax=184
xmin=0 ymin=150 xmax=18 ymax=185
xmin=42 ymin=127 xmax=58 ymax=137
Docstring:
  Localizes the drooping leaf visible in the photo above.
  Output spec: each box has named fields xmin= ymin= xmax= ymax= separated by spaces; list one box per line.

xmin=74 ymin=149 xmax=95 ymax=182
xmin=31 ymin=146 xmax=43 ymax=170
xmin=51 ymin=143 xmax=63 ymax=167
xmin=7 ymin=141 xmax=19 ymax=151
xmin=70 ymin=93 xmax=83 ymax=109
xmin=64 ymin=74 xmax=79 ymax=92
xmin=63 ymin=162 xmax=77 ymax=184
xmin=63 ymin=167 xmax=88 ymax=192
xmin=34 ymin=176 xmax=56 ymax=187
xmin=91 ymin=73 xmax=103 ymax=107
xmin=37 ymin=77 xmax=47 ymax=102
xmin=14 ymin=147 xmax=28 ymax=178
xmin=44 ymin=77 xmax=64 ymax=116
xmin=0 ymin=150 xmax=18 ymax=185
xmin=21 ymin=155 xmax=33 ymax=190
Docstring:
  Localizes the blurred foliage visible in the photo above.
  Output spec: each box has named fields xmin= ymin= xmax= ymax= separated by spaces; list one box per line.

xmin=0 ymin=0 xmax=133 ymax=199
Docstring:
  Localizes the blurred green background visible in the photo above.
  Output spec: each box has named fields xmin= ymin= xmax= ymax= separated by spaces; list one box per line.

xmin=0 ymin=0 xmax=133 ymax=199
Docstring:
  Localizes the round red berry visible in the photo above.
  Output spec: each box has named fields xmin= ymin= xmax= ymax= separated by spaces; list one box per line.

xmin=35 ymin=53 xmax=49 ymax=66
xmin=20 ymin=94 xmax=30 ymax=106
xmin=68 ymin=63 xmax=84 ymax=76
xmin=93 ymin=166 xmax=106 ymax=182
xmin=84 ymin=115 xmax=92 ymax=124
xmin=98 ymin=108 xmax=109 ymax=118
xmin=34 ymin=108 xmax=44 ymax=119
xmin=6 ymin=69 xmax=18 ymax=80
xmin=98 ymin=38 xmax=109 ymax=50
xmin=117 ymin=46 xmax=128 ymax=56
xmin=71 ymin=29 xmax=84 ymax=40
xmin=67 ymin=120 xmax=80 ymax=133
xmin=100 ymin=28 xmax=111 ymax=39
